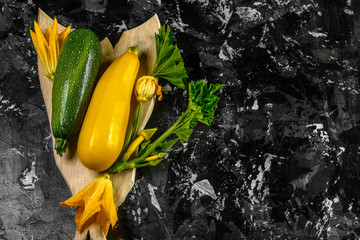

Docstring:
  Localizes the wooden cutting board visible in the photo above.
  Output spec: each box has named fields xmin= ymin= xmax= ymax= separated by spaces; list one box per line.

xmin=36 ymin=9 xmax=160 ymax=239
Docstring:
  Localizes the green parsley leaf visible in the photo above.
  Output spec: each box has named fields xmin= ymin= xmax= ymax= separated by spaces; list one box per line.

xmin=172 ymin=81 xmax=224 ymax=142
xmin=189 ymin=81 xmax=225 ymax=126
xmin=152 ymin=25 xmax=188 ymax=90
xmin=158 ymin=138 xmax=179 ymax=152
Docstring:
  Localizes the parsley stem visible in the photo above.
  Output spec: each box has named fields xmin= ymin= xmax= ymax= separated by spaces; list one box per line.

xmin=131 ymin=102 xmax=143 ymax=141
xmin=109 ymin=107 xmax=199 ymax=173
xmin=111 ymin=102 xmax=142 ymax=167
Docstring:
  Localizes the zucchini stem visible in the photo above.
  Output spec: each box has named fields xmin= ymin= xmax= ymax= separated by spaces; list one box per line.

xmin=54 ymin=138 xmax=68 ymax=157
xmin=118 ymin=102 xmax=143 ymax=162
xmin=128 ymin=45 xmax=138 ymax=55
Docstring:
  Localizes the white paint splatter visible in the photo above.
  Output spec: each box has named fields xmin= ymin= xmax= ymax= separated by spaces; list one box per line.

xmin=219 ymin=38 xmax=242 ymax=61
xmin=257 ymin=24 xmax=269 ymax=49
xmin=291 ymin=4 xmax=313 ymax=16
xmin=290 ymin=165 xmax=319 ymax=190
xmin=344 ymin=8 xmax=354 ymax=15
xmin=7 ymin=104 xmax=16 ymax=110
xmin=189 ymin=172 xmax=198 ymax=183
xmin=235 ymin=7 xmax=262 ymax=23
xmin=11 ymin=147 xmax=25 ymax=158
xmin=113 ymin=20 xmax=127 ymax=33
xmin=306 ymin=123 xmax=331 ymax=158
xmin=248 ymin=154 xmax=277 ymax=202
xmin=191 ymin=179 xmax=217 ymax=200
xmin=265 ymin=103 xmax=273 ymax=109
xmin=282 ymin=35 xmax=301 ymax=46
xmin=251 ymin=99 xmax=259 ymax=110
xmin=162 ymin=83 xmax=172 ymax=93
xmin=320 ymin=130 xmax=329 ymax=143
xmin=246 ymin=88 xmax=260 ymax=98
xmin=273 ymin=0 xmax=291 ymax=6
xmin=214 ymin=195 xmax=226 ymax=221
xmin=148 ymin=184 xmax=161 ymax=212
xmin=306 ymin=123 xmax=324 ymax=133
xmin=308 ymin=31 xmax=328 ymax=38
xmin=315 ymin=197 xmax=336 ymax=237
xmin=44 ymin=130 xmax=52 ymax=152
xmin=185 ymin=0 xmax=209 ymax=6
xmin=306 ymin=123 xmax=329 ymax=143
xmin=216 ymin=0 xmax=233 ymax=33
xmin=170 ymin=20 xmax=189 ymax=32
xmin=19 ymin=161 xmax=39 ymax=190
xmin=337 ymin=147 xmax=345 ymax=157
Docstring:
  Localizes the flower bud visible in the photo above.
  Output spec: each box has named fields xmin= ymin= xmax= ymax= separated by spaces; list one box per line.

xmin=134 ymin=76 xmax=162 ymax=103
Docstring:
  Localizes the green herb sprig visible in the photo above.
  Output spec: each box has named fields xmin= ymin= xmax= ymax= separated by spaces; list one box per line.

xmin=152 ymin=25 xmax=188 ymax=90
xmin=109 ymin=80 xmax=224 ymax=173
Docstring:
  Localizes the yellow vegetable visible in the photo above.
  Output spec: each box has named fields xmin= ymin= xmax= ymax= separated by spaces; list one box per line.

xmin=77 ymin=46 xmax=140 ymax=171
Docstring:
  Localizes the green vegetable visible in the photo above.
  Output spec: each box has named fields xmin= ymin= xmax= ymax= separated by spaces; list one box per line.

xmin=152 ymin=25 xmax=188 ymax=90
xmin=51 ymin=28 xmax=101 ymax=156
xmin=109 ymin=80 xmax=224 ymax=173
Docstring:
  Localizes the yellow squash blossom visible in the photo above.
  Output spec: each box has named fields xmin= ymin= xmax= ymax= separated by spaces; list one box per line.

xmin=60 ymin=174 xmax=118 ymax=235
xmin=134 ymin=75 xmax=162 ymax=102
xmin=30 ymin=18 xmax=71 ymax=80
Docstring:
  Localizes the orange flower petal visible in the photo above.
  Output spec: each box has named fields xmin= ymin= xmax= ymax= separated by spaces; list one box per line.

xmin=45 ymin=27 xmax=51 ymax=42
xmin=78 ymin=178 xmax=105 ymax=229
xmin=99 ymin=180 xmax=118 ymax=234
xmin=60 ymin=179 xmax=99 ymax=207
xmin=156 ymin=84 xmax=162 ymax=101
xmin=74 ymin=206 xmax=85 ymax=231
xmin=34 ymin=21 xmax=49 ymax=61
xmin=30 ymin=29 xmax=46 ymax=71
xmin=53 ymin=18 xmax=59 ymax=62
xmin=60 ymin=174 xmax=118 ymax=234
xmin=79 ymin=201 xmax=102 ymax=231
xmin=97 ymin=208 xmax=111 ymax=234
xmin=31 ymin=18 xmax=71 ymax=80
xmin=33 ymin=20 xmax=54 ymax=78
xmin=49 ymin=18 xmax=59 ymax=76
xmin=59 ymin=25 xmax=71 ymax=49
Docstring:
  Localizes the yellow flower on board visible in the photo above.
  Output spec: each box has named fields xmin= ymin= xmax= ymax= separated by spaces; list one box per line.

xmin=30 ymin=18 xmax=71 ymax=80
xmin=60 ymin=174 xmax=118 ymax=235
xmin=134 ymin=75 xmax=162 ymax=103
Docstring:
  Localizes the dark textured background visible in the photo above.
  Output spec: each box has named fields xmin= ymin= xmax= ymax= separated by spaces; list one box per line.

xmin=1 ymin=0 xmax=360 ymax=239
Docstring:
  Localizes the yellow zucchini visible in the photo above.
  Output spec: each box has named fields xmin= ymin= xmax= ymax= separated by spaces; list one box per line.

xmin=77 ymin=46 xmax=140 ymax=171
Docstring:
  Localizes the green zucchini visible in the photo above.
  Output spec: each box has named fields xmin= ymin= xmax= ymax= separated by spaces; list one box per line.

xmin=51 ymin=28 xmax=101 ymax=156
